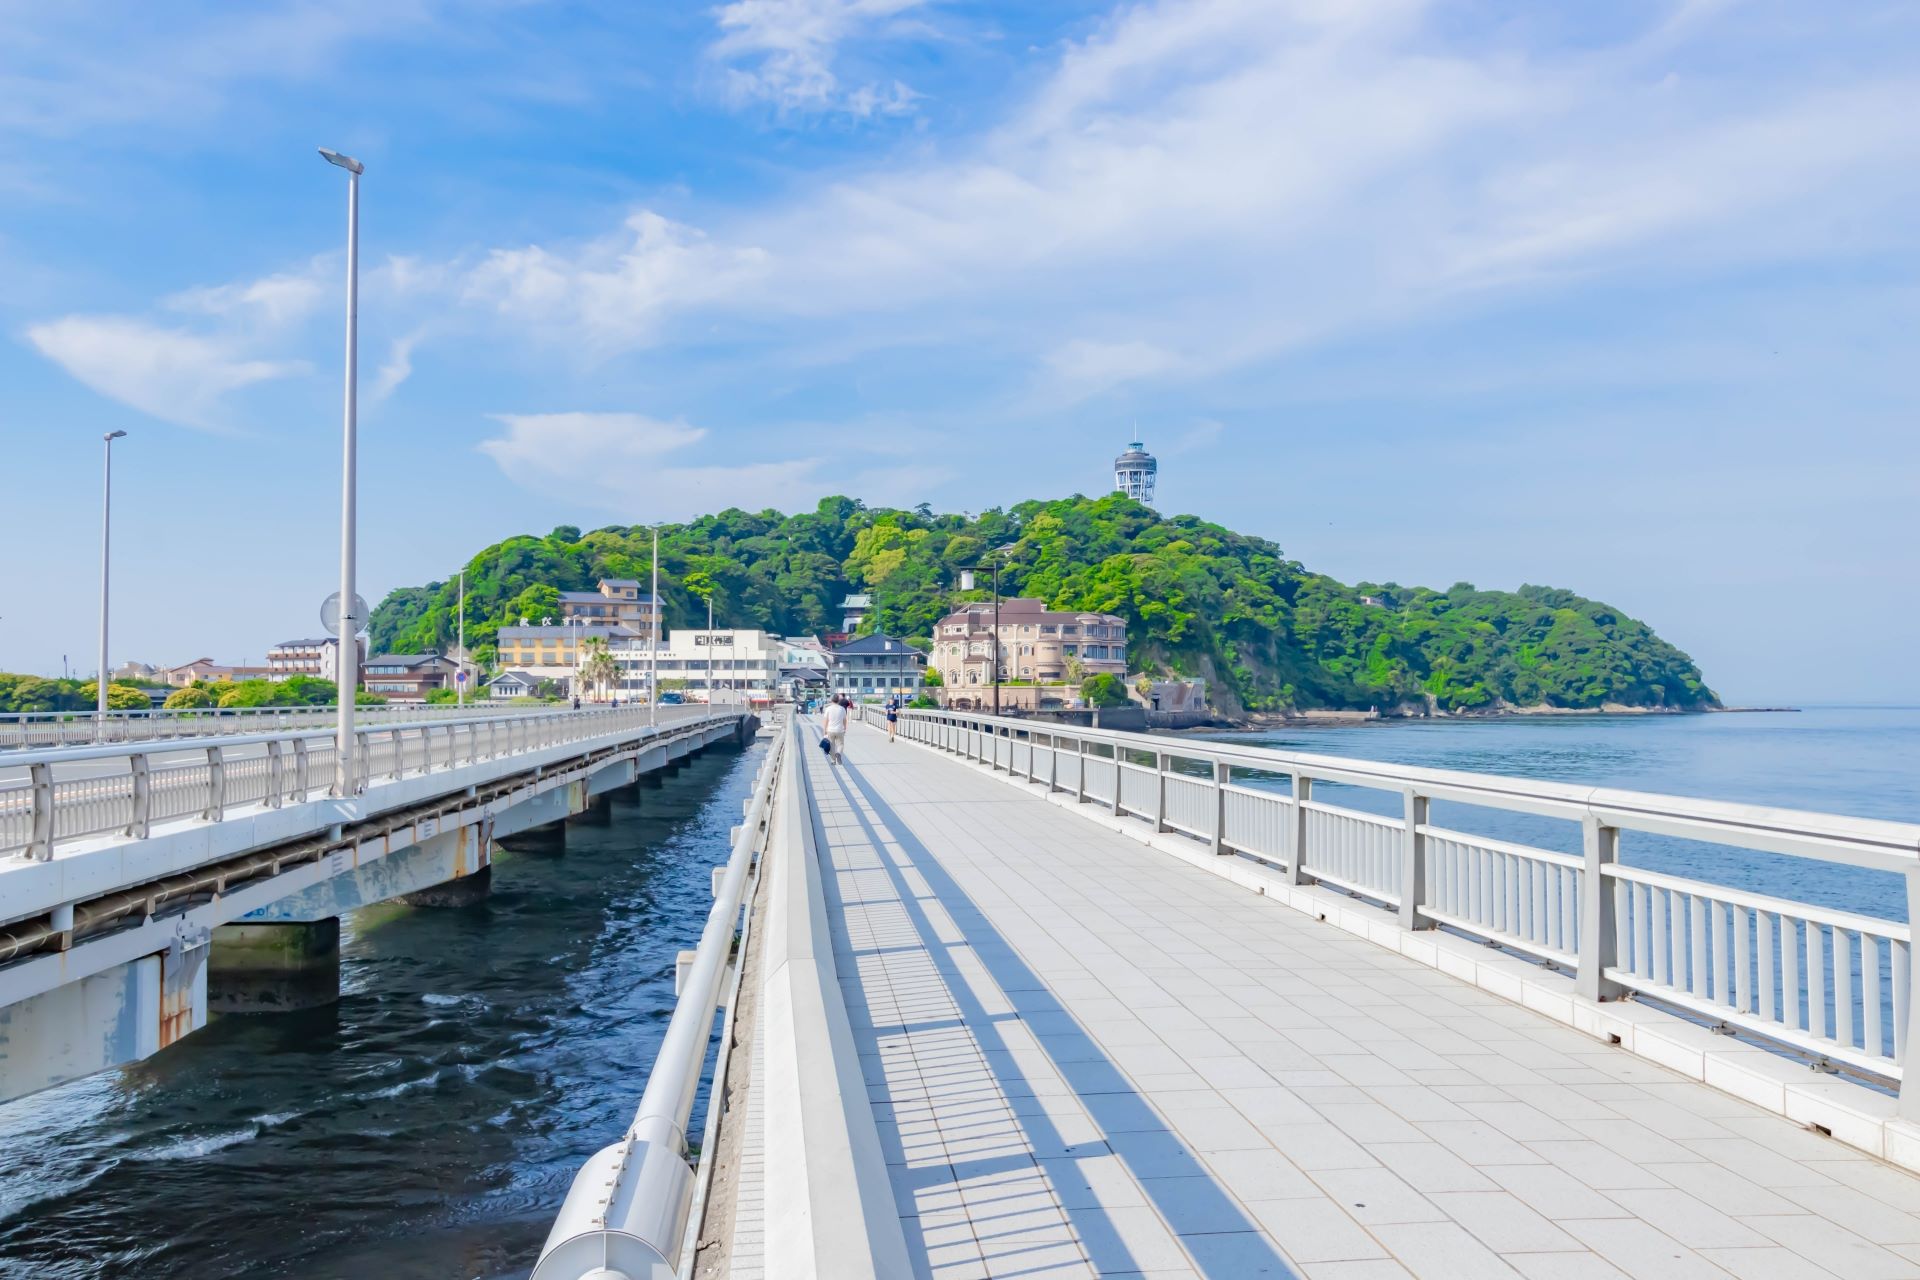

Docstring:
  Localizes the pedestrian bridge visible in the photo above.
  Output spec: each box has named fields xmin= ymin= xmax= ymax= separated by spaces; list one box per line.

xmin=0 ymin=704 xmax=754 ymax=1102
xmin=539 ymin=705 xmax=1920 ymax=1280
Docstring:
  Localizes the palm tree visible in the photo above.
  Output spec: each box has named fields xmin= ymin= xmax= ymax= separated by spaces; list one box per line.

xmin=579 ymin=636 xmax=619 ymax=703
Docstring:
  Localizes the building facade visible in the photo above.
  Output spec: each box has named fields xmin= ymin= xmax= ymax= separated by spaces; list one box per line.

xmin=609 ymin=629 xmax=783 ymax=703
xmin=265 ymin=637 xmax=363 ymax=683
xmin=830 ymin=634 xmax=926 ymax=700
xmin=931 ymin=599 xmax=1127 ymax=697
xmin=1114 ymin=439 xmax=1158 ymax=506
xmin=361 ymin=654 xmax=457 ymax=701
xmin=559 ymin=579 xmax=662 ymax=632
xmin=495 ymin=624 xmax=640 ymax=678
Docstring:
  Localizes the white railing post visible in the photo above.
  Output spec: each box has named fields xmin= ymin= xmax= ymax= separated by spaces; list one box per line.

xmin=1075 ymin=739 xmax=1088 ymax=804
xmin=1288 ymin=774 xmax=1311 ymax=884
xmin=1577 ymin=816 xmax=1625 ymax=1002
xmin=1046 ymin=733 xmax=1058 ymax=795
xmin=1211 ymin=760 xmax=1229 ymax=855
xmin=28 ymin=762 xmax=54 ymax=860
xmin=1901 ymin=869 xmax=1920 ymax=1121
xmin=1110 ymin=749 xmax=1123 ymax=817
xmin=1399 ymin=789 xmax=1430 ymax=931
xmin=128 ymin=753 xmax=152 ymax=837
xmin=266 ymin=739 xmax=286 ymax=808
xmin=203 ymin=746 xmax=227 ymax=821
xmin=1154 ymin=753 xmax=1170 ymax=833
xmin=292 ymin=738 xmax=311 ymax=802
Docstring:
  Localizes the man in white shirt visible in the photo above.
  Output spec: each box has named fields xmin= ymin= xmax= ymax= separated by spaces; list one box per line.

xmin=823 ymin=695 xmax=850 ymax=765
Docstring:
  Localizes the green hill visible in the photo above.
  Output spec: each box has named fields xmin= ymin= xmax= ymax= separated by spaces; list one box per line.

xmin=369 ymin=494 xmax=1717 ymax=716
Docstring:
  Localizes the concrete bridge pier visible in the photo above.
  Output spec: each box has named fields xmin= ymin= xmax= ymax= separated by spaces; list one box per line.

xmin=398 ymin=862 xmax=494 ymax=908
xmin=496 ymin=822 xmax=567 ymax=855
xmin=568 ymin=794 xmax=614 ymax=826
xmin=208 ymin=919 xmax=340 ymax=1013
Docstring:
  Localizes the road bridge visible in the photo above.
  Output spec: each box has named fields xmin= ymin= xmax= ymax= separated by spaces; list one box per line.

xmin=538 ymin=706 xmax=1920 ymax=1280
xmin=0 ymin=704 xmax=756 ymax=1102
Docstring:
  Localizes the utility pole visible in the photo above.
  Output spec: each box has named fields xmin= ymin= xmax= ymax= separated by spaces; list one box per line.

xmin=97 ymin=429 xmax=127 ymax=734
xmin=319 ymin=146 xmax=363 ymax=796
xmin=707 ymin=594 xmax=715 ymax=706
xmin=457 ymin=569 xmax=466 ymax=707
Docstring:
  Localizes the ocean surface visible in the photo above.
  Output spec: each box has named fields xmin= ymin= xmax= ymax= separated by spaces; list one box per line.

xmin=1 ymin=709 xmax=1915 ymax=1278
xmin=0 ymin=739 xmax=763 ymax=1280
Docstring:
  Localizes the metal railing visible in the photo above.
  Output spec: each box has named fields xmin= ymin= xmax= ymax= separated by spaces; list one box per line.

xmin=0 ymin=700 xmax=568 ymax=751
xmin=0 ymin=706 xmax=728 ymax=862
xmin=879 ymin=705 xmax=1920 ymax=1101
xmin=535 ymin=713 xmax=785 ymax=1279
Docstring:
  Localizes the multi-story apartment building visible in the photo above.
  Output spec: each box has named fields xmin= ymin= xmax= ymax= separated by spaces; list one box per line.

xmin=495 ymin=624 xmax=640 ymax=679
xmin=831 ymin=634 xmax=926 ymax=699
xmin=559 ymin=579 xmax=662 ymax=632
xmin=361 ymin=654 xmax=457 ymax=702
xmin=930 ymin=599 xmax=1127 ymax=697
xmin=265 ymin=637 xmax=363 ymax=683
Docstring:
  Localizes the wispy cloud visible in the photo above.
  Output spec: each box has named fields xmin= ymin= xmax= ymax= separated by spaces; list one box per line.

xmin=371 ymin=333 xmax=421 ymax=401
xmin=477 ymin=410 xmax=949 ymax=516
xmin=25 ymin=315 xmax=307 ymax=432
xmin=708 ymin=0 xmax=930 ymax=117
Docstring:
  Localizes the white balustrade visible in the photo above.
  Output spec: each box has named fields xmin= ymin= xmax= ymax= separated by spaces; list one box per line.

xmin=894 ymin=706 xmax=1920 ymax=1102
xmin=0 ymin=706 xmax=727 ymax=861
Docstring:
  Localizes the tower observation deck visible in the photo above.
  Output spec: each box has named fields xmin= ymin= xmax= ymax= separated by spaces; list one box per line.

xmin=1114 ymin=439 xmax=1157 ymax=505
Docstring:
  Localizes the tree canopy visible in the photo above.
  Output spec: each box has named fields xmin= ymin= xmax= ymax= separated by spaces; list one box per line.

xmin=368 ymin=493 xmax=1717 ymax=715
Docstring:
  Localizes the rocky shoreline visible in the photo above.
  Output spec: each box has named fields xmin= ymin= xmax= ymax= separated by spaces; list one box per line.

xmin=1219 ymin=701 xmax=1794 ymax=730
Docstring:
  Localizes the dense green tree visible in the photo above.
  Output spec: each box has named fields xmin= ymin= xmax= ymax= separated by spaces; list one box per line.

xmin=1082 ymin=673 xmax=1131 ymax=708
xmin=366 ymin=494 xmax=1718 ymax=716
xmin=163 ymin=686 xmax=215 ymax=709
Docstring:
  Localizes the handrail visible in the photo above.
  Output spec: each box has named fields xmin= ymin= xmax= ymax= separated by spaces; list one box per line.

xmin=534 ymin=715 xmax=784 ymax=1279
xmin=0 ymin=706 xmax=730 ymax=863
xmin=881 ymin=703 xmax=1920 ymax=1114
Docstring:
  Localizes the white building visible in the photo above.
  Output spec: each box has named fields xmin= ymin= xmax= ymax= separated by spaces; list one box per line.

xmin=611 ymin=629 xmax=784 ymax=703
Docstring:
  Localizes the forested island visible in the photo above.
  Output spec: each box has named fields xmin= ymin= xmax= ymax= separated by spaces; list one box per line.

xmin=370 ymin=494 xmax=1717 ymax=718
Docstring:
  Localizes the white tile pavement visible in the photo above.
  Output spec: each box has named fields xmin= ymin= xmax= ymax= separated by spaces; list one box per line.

xmin=796 ymin=722 xmax=1920 ymax=1279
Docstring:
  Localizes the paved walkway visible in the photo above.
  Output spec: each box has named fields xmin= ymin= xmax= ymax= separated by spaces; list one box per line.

xmin=802 ymin=721 xmax=1920 ymax=1280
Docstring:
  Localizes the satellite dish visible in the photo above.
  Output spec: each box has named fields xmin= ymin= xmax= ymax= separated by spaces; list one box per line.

xmin=322 ymin=591 xmax=369 ymax=637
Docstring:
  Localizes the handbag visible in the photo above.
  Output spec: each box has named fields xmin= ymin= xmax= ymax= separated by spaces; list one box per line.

xmin=819 ymin=736 xmax=832 ymax=754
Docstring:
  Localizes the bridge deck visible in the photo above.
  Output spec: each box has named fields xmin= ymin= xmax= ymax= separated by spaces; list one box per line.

xmin=793 ymin=720 xmax=1920 ymax=1280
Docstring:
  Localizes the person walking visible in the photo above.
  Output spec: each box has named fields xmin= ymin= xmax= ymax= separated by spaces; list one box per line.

xmin=823 ymin=693 xmax=850 ymax=765
xmin=886 ymin=696 xmax=900 ymax=742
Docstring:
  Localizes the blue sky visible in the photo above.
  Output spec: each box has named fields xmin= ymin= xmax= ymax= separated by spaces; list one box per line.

xmin=3 ymin=0 xmax=1916 ymax=703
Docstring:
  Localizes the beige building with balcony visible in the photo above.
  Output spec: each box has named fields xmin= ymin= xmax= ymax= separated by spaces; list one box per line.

xmin=559 ymin=579 xmax=661 ymax=631
xmin=930 ymin=599 xmax=1127 ymax=702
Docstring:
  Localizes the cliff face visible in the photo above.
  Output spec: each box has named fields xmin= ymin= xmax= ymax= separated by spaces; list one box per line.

xmin=370 ymin=493 xmax=1717 ymax=714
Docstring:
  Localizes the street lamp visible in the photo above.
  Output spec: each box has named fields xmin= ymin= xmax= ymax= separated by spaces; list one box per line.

xmin=959 ymin=544 xmax=1018 ymax=716
xmin=649 ymin=524 xmax=661 ymax=726
xmin=320 ymin=146 xmax=363 ymax=796
xmin=97 ymin=430 xmax=127 ymax=731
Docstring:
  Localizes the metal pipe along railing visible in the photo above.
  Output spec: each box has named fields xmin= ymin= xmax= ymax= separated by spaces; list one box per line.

xmin=533 ymin=718 xmax=785 ymax=1280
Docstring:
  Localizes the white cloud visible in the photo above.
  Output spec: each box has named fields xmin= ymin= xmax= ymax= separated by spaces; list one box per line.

xmin=476 ymin=411 xmax=950 ymax=516
xmin=709 ymin=0 xmax=929 ymax=116
xmin=462 ymin=0 xmax=1920 ymax=396
xmin=25 ymin=315 xmax=308 ymax=432
xmin=371 ymin=333 xmax=420 ymax=401
xmin=464 ymin=211 xmax=770 ymax=352
xmin=1040 ymin=339 xmax=1186 ymax=401
xmin=166 ymin=261 xmax=329 ymax=327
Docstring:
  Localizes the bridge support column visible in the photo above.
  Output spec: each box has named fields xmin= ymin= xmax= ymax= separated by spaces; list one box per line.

xmin=568 ymin=793 xmax=614 ymax=826
xmin=399 ymin=862 xmax=493 ymax=908
xmin=497 ymin=821 xmax=567 ymax=855
xmin=209 ymin=919 xmax=340 ymax=1013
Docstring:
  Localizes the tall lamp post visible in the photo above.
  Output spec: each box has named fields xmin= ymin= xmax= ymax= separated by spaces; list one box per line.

xmin=97 ymin=429 xmax=127 ymax=731
xmin=456 ymin=568 xmax=466 ymax=707
xmin=649 ymin=524 xmax=660 ymax=726
xmin=959 ymin=544 xmax=1017 ymax=716
xmin=320 ymin=146 xmax=364 ymax=796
